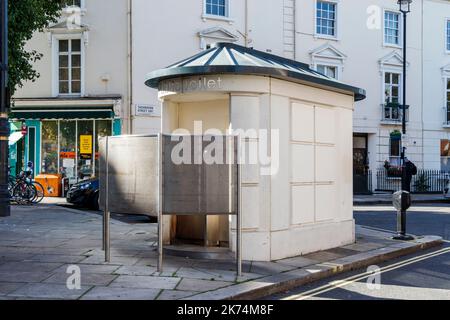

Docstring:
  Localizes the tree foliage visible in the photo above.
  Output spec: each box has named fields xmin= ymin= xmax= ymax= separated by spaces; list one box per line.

xmin=8 ymin=0 xmax=65 ymax=94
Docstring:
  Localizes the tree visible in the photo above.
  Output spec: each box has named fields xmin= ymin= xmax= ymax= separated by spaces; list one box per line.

xmin=8 ymin=0 xmax=65 ymax=95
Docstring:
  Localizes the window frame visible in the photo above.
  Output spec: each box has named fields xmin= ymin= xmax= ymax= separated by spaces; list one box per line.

xmin=314 ymin=0 xmax=339 ymax=40
xmin=383 ymin=9 xmax=402 ymax=48
xmin=315 ymin=63 xmax=339 ymax=80
xmin=389 ymin=133 xmax=402 ymax=167
xmin=446 ymin=18 xmax=450 ymax=54
xmin=441 ymin=139 xmax=450 ymax=172
xmin=202 ymin=0 xmax=233 ymax=23
xmin=445 ymin=77 xmax=450 ymax=124
xmin=52 ymin=33 xmax=85 ymax=97
xmin=384 ymin=71 xmax=402 ymax=105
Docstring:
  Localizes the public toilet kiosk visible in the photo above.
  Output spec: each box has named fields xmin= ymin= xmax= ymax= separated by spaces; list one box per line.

xmin=144 ymin=43 xmax=365 ymax=262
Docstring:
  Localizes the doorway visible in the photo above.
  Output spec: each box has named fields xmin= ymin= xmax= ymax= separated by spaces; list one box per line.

xmin=353 ymin=133 xmax=372 ymax=194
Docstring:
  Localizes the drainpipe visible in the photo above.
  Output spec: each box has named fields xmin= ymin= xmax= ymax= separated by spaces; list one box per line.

xmin=245 ymin=0 xmax=249 ymax=47
xmin=127 ymin=0 xmax=133 ymax=134
xmin=293 ymin=0 xmax=297 ymax=60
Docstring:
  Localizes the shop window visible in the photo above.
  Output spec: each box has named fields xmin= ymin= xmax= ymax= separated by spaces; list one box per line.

xmin=94 ymin=120 xmax=112 ymax=178
xmin=58 ymin=39 xmax=82 ymax=95
xmin=316 ymin=1 xmax=337 ymax=37
xmin=59 ymin=120 xmax=77 ymax=180
xmin=77 ymin=120 xmax=94 ymax=180
xmin=384 ymin=11 xmax=400 ymax=46
xmin=41 ymin=121 xmax=59 ymax=174
xmin=205 ymin=0 xmax=228 ymax=17
xmin=441 ymin=140 xmax=450 ymax=172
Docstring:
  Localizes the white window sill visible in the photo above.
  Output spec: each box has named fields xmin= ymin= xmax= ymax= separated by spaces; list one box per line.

xmin=62 ymin=7 xmax=87 ymax=16
xmin=201 ymin=14 xmax=234 ymax=24
xmin=383 ymin=42 xmax=402 ymax=49
xmin=314 ymin=34 xmax=339 ymax=41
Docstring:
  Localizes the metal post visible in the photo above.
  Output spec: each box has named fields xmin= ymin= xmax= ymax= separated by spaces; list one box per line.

xmin=0 ymin=0 xmax=10 ymax=217
xmin=104 ymin=136 xmax=110 ymax=262
xmin=394 ymin=5 xmax=413 ymax=241
xmin=157 ymin=133 xmax=163 ymax=273
xmin=236 ymin=135 xmax=242 ymax=277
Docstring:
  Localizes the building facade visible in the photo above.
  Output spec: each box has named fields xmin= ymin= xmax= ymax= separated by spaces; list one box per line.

xmin=11 ymin=0 xmax=450 ymax=191
xmin=10 ymin=0 xmax=129 ymax=183
xmin=131 ymin=0 xmax=450 ymax=193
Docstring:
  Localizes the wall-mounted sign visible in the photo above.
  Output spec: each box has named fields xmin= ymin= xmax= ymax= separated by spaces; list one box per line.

xmin=135 ymin=104 xmax=160 ymax=117
xmin=80 ymin=135 xmax=92 ymax=159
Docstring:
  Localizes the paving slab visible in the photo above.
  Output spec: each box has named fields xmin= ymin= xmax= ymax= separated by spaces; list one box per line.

xmin=8 ymin=283 xmax=91 ymax=299
xmin=0 ymin=282 xmax=27 ymax=295
xmin=157 ymin=289 xmax=199 ymax=300
xmin=80 ymin=286 xmax=161 ymax=300
xmin=43 ymin=272 xmax=117 ymax=286
xmin=176 ymin=278 xmax=233 ymax=292
xmin=114 ymin=266 xmax=158 ymax=276
xmin=110 ymin=275 xmax=181 ymax=290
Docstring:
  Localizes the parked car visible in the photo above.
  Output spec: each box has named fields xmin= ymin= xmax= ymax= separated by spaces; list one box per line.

xmin=444 ymin=179 xmax=450 ymax=199
xmin=66 ymin=178 xmax=99 ymax=210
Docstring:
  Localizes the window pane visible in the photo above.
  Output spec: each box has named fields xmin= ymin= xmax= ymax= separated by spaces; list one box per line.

xmin=390 ymin=139 xmax=400 ymax=157
xmin=385 ymin=73 xmax=390 ymax=84
xmin=72 ymin=81 xmax=81 ymax=93
xmin=94 ymin=120 xmax=112 ymax=177
xmin=71 ymin=68 xmax=81 ymax=81
xmin=71 ymin=39 xmax=81 ymax=52
xmin=59 ymin=81 xmax=69 ymax=94
xmin=59 ymin=68 xmax=69 ymax=81
xmin=77 ymin=121 xmax=94 ymax=181
xmin=441 ymin=140 xmax=450 ymax=157
xmin=72 ymin=55 xmax=81 ymax=67
xmin=59 ymin=120 xmax=77 ymax=181
xmin=41 ymin=121 xmax=58 ymax=174
xmin=392 ymin=73 xmax=399 ymax=84
xmin=59 ymin=40 xmax=69 ymax=53
xmin=59 ymin=56 xmax=68 ymax=68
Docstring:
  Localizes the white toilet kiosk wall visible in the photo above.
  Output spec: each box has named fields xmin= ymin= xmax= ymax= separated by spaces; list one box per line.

xmin=145 ymin=42 xmax=366 ymax=262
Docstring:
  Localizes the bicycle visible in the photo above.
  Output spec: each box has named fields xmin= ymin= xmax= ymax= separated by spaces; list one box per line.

xmin=9 ymin=170 xmax=44 ymax=205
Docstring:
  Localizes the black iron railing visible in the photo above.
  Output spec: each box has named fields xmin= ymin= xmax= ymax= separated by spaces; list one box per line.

xmin=376 ymin=169 xmax=450 ymax=193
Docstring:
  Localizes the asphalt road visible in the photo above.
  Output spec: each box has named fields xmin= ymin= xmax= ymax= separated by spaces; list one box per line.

xmin=265 ymin=204 xmax=450 ymax=300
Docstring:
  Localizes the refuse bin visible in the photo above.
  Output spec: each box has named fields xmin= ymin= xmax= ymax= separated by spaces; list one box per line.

xmin=35 ymin=174 xmax=62 ymax=197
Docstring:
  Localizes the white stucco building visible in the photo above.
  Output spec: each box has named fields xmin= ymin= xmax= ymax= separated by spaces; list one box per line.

xmin=130 ymin=0 xmax=450 ymax=193
xmin=11 ymin=0 xmax=450 ymax=192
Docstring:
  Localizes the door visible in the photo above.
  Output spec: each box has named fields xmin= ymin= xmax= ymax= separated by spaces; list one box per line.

xmin=353 ymin=134 xmax=371 ymax=194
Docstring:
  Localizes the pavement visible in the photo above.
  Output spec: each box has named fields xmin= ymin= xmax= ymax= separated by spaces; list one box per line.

xmin=354 ymin=193 xmax=449 ymax=205
xmin=266 ymin=204 xmax=450 ymax=300
xmin=0 ymin=201 xmax=443 ymax=300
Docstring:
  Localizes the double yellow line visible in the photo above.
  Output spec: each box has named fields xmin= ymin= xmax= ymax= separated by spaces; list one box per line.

xmin=283 ymin=245 xmax=450 ymax=300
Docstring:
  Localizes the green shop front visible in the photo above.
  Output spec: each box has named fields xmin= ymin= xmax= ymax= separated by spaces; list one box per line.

xmin=9 ymin=97 xmax=122 ymax=186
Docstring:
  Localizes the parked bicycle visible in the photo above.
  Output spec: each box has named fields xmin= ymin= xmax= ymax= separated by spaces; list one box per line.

xmin=8 ymin=165 xmax=44 ymax=205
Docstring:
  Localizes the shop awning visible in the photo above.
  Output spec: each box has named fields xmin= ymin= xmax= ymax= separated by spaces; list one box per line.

xmin=9 ymin=131 xmax=23 ymax=146
xmin=9 ymin=106 xmax=115 ymax=120
xmin=145 ymin=42 xmax=366 ymax=101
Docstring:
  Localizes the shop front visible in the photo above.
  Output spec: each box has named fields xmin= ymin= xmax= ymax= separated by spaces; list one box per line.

xmin=9 ymin=98 xmax=122 ymax=189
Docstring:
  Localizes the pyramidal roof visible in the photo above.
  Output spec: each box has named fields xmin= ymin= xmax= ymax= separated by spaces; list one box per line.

xmin=145 ymin=43 xmax=365 ymax=101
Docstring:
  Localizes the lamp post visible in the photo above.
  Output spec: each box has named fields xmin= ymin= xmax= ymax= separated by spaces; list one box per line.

xmin=394 ymin=0 xmax=413 ymax=241
xmin=0 ymin=0 xmax=9 ymax=217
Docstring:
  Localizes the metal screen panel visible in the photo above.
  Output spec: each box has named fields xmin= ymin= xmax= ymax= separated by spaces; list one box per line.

xmin=161 ymin=135 xmax=238 ymax=215
xmin=99 ymin=135 xmax=159 ymax=216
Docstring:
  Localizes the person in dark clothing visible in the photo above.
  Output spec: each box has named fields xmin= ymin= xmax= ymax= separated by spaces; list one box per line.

xmin=404 ymin=158 xmax=417 ymax=192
